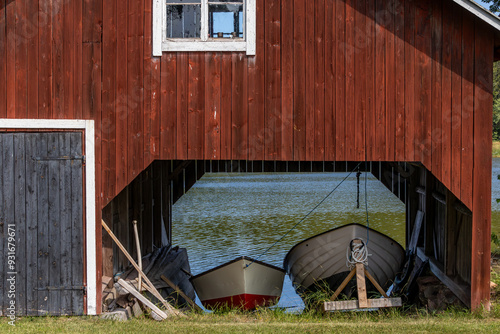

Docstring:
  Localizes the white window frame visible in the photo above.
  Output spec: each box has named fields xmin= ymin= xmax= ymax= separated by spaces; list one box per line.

xmin=153 ymin=0 xmax=256 ymax=56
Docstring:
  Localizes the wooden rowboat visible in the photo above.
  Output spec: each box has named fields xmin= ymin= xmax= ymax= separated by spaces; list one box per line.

xmin=191 ymin=256 xmax=285 ymax=310
xmin=284 ymin=223 xmax=405 ymax=300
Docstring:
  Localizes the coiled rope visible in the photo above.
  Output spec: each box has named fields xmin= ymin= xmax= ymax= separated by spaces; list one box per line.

xmin=346 ymin=238 xmax=370 ymax=270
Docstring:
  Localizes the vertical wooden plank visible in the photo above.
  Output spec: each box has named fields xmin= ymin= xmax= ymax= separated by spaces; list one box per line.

xmin=345 ymin=0 xmax=355 ymax=161
xmin=59 ymin=133 xmax=72 ymax=315
xmin=404 ymin=0 xmax=415 ymax=161
xmin=176 ymin=53 xmax=189 ymax=160
xmin=15 ymin=0 xmax=28 ymax=119
xmin=103 ymin=0 xmax=117 ymax=202
xmin=47 ymin=134 xmax=61 ymax=315
xmin=144 ymin=0 xmax=153 ymax=164
xmin=365 ymin=0 xmax=375 ymax=161
xmin=471 ymin=20 xmax=493 ymax=311
xmin=70 ymin=133 xmax=84 ymax=315
xmin=431 ymin=0 xmax=443 ymax=180
xmin=115 ymin=0 xmax=128 ymax=192
xmin=36 ymin=134 xmax=49 ymax=315
xmin=375 ymin=0 xmax=386 ymax=161
xmin=53 ymin=0 xmax=64 ymax=118
xmin=232 ymin=53 xmax=248 ymax=160
xmin=385 ymin=0 xmax=395 ymax=161
xmin=441 ymin=0 xmax=453 ymax=188
xmin=38 ymin=1 xmax=52 ymax=119
xmin=451 ymin=3 xmax=462 ymax=196
xmin=281 ymin=0 xmax=294 ymax=161
xmin=353 ymin=0 xmax=366 ymax=161
xmin=461 ymin=12 xmax=474 ymax=209
xmin=324 ymin=0 xmax=336 ymax=161
xmin=160 ymin=54 xmax=177 ymax=160
xmin=314 ymin=0 xmax=325 ymax=161
xmin=188 ymin=53 xmax=205 ymax=160
xmin=220 ymin=54 xmax=232 ymax=160
xmin=305 ymin=0 xmax=315 ymax=160
xmin=63 ymin=0 xmax=75 ymax=120
xmin=394 ymin=0 xmax=405 ymax=161
xmin=205 ymin=53 xmax=221 ymax=160
xmin=248 ymin=0 xmax=265 ymax=160
xmin=356 ymin=263 xmax=368 ymax=308
xmin=24 ymin=135 xmax=38 ymax=315
xmin=74 ymin=0 xmax=83 ymax=119
xmin=14 ymin=134 xmax=27 ymax=315
xmin=293 ymin=0 xmax=306 ymax=161
xmin=0 ymin=0 xmax=6 ymax=118
xmin=5 ymin=0 xmax=15 ymax=117
xmin=335 ymin=0 xmax=346 ymax=160
xmin=151 ymin=59 xmax=161 ymax=161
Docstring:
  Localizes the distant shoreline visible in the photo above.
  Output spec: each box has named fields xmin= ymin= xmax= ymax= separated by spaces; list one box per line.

xmin=494 ymin=141 xmax=500 ymax=158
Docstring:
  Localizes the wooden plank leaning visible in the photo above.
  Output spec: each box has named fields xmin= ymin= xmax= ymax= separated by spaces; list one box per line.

xmin=117 ymin=279 xmax=167 ymax=320
xmin=101 ymin=219 xmax=184 ymax=317
xmin=160 ymin=275 xmax=202 ymax=312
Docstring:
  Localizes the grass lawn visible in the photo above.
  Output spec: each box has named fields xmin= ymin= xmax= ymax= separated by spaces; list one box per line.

xmin=494 ymin=141 xmax=500 ymax=157
xmin=2 ymin=307 xmax=500 ymax=334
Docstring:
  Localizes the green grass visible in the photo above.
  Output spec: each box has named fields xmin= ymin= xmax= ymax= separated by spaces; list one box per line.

xmin=493 ymin=141 xmax=500 ymax=157
xmin=2 ymin=306 xmax=500 ymax=334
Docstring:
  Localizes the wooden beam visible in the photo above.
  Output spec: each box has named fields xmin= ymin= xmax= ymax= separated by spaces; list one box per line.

xmin=117 ymin=279 xmax=167 ymax=320
xmin=356 ymin=263 xmax=368 ymax=308
xmin=324 ymin=298 xmax=402 ymax=311
xmin=160 ymin=275 xmax=202 ymax=312
xmin=329 ymin=268 xmax=356 ymax=301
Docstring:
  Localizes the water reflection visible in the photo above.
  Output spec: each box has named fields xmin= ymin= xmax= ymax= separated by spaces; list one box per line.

xmin=172 ymin=172 xmax=406 ymax=309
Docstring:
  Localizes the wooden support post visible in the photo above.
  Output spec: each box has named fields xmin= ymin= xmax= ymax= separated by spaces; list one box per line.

xmin=329 ymin=267 xmax=356 ymax=301
xmin=356 ymin=263 xmax=368 ymax=308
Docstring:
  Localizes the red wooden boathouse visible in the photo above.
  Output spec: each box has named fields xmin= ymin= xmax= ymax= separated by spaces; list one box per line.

xmin=1 ymin=0 xmax=499 ymax=315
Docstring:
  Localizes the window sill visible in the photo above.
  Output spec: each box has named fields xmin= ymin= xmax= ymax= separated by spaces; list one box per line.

xmin=159 ymin=40 xmax=252 ymax=55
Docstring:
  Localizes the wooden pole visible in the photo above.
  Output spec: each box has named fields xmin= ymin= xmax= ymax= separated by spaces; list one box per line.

xmin=101 ymin=219 xmax=184 ymax=317
xmin=161 ymin=275 xmax=202 ymax=312
xmin=132 ymin=220 xmax=142 ymax=292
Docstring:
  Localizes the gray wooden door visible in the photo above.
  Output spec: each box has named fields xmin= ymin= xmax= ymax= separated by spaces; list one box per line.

xmin=0 ymin=132 xmax=85 ymax=316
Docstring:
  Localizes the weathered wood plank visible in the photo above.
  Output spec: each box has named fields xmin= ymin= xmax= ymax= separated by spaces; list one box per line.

xmin=220 ymin=54 xmax=232 ymax=160
xmin=70 ymin=133 xmax=84 ymax=315
xmin=188 ymin=53 xmax=205 ymax=160
xmin=385 ymin=0 xmax=396 ymax=161
xmin=63 ymin=0 xmax=75 ymax=120
xmin=365 ymin=0 xmax=375 ymax=161
xmin=404 ymin=0 xmax=415 ymax=161
xmin=356 ymin=263 xmax=368 ymax=308
xmin=0 ymin=0 xmax=6 ymax=118
xmin=14 ymin=134 xmax=27 ymax=315
xmin=232 ymin=53 xmax=248 ymax=160
xmin=38 ymin=1 xmax=52 ymax=118
xmin=205 ymin=53 xmax=221 ymax=160
xmin=324 ymin=298 xmax=402 ymax=311
xmin=293 ymin=0 xmax=306 ymax=161
xmin=281 ymin=0 xmax=294 ymax=161
xmin=176 ymin=53 xmax=189 ymax=160
xmin=160 ymin=53 xmax=177 ymax=160
xmin=375 ymin=0 xmax=386 ymax=161
xmin=353 ymin=0 xmax=366 ymax=161
xmin=335 ymin=0 xmax=346 ymax=160
xmin=431 ymin=0 xmax=443 ymax=180
xmin=441 ymin=0 xmax=453 ymax=188
xmin=344 ymin=0 xmax=356 ymax=161
xmin=0 ymin=135 xmax=5 ymax=315
xmin=52 ymin=0 xmax=64 ymax=118
xmin=15 ymin=0 xmax=28 ymax=119
xmin=305 ymin=0 xmax=315 ymax=160
xmin=73 ymin=0 xmax=83 ymax=119
xmin=394 ymin=0 xmax=405 ymax=161
xmin=314 ymin=0 xmax=325 ymax=161
xmin=5 ymin=0 xmax=16 ymax=117
xmin=324 ymin=0 xmax=336 ymax=161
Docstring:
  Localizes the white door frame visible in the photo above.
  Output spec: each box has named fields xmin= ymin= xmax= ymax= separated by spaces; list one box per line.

xmin=0 ymin=119 xmax=97 ymax=315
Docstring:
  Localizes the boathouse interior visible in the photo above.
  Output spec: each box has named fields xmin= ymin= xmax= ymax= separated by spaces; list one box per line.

xmin=0 ymin=0 xmax=498 ymax=315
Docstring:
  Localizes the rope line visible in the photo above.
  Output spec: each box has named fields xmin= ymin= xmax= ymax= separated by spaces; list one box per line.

xmin=245 ymin=162 xmax=363 ymax=269
xmin=346 ymin=238 xmax=370 ymax=270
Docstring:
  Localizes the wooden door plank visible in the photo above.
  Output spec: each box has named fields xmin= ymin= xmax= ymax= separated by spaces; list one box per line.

xmin=305 ymin=0 xmax=315 ymax=161
xmin=38 ymin=1 xmax=52 ymax=119
xmin=335 ymin=0 xmax=346 ymax=161
xmin=232 ymin=53 xmax=248 ymax=160
xmin=188 ymin=53 xmax=205 ymax=160
xmin=441 ymin=0 xmax=453 ymax=189
xmin=160 ymin=54 xmax=177 ymax=160
xmin=115 ymin=0 xmax=128 ymax=191
xmin=471 ymin=19 xmax=493 ymax=310
xmin=451 ymin=3 xmax=463 ymax=196
xmin=354 ymin=0 xmax=366 ymax=161
xmin=281 ymin=0 xmax=294 ymax=161
xmin=315 ymin=0 xmax=325 ymax=161
xmin=59 ymin=133 xmax=73 ymax=315
xmin=365 ymin=0 xmax=375 ymax=161
xmin=14 ymin=134 xmax=27 ymax=315
xmin=385 ymin=0 xmax=396 ymax=161
xmin=0 ymin=0 xmax=6 ymax=118
xmin=220 ymin=54 xmax=232 ymax=160
xmin=70 ymin=133 xmax=85 ymax=315
xmin=15 ymin=0 xmax=28 ymax=119
xmin=404 ymin=0 xmax=415 ymax=161
xmin=293 ymin=0 xmax=306 ymax=161
xmin=394 ymin=0 xmax=405 ymax=161
xmin=177 ymin=53 xmax=189 ymax=160
xmin=36 ymin=134 xmax=49 ymax=315
xmin=375 ymin=0 xmax=386 ymax=161
xmin=345 ymin=0 xmax=356 ymax=161
xmin=205 ymin=53 xmax=222 ymax=160
xmin=324 ymin=0 xmax=336 ymax=161
xmin=460 ymin=12 xmax=475 ymax=209
xmin=431 ymin=0 xmax=443 ymax=180
xmin=47 ymin=134 xmax=61 ymax=315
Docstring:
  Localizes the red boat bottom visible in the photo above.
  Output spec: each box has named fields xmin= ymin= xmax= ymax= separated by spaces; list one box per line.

xmin=201 ymin=294 xmax=279 ymax=310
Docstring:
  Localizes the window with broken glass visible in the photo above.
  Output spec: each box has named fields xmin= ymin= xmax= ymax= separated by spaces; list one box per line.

xmin=153 ymin=0 xmax=256 ymax=55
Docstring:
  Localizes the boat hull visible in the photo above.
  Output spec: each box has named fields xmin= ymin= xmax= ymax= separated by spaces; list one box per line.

xmin=191 ymin=257 xmax=285 ymax=310
xmin=284 ymin=223 xmax=405 ymax=299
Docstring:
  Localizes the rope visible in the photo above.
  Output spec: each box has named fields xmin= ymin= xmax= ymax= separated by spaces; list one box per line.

xmin=245 ymin=162 xmax=363 ymax=269
xmin=346 ymin=238 xmax=370 ymax=270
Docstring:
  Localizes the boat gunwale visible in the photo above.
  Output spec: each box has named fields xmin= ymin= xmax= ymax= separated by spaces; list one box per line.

xmin=283 ymin=223 xmax=405 ymax=273
xmin=191 ymin=256 xmax=285 ymax=281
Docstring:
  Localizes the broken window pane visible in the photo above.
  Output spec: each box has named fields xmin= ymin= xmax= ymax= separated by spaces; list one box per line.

xmin=209 ymin=3 xmax=244 ymax=39
xmin=166 ymin=2 xmax=202 ymax=38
